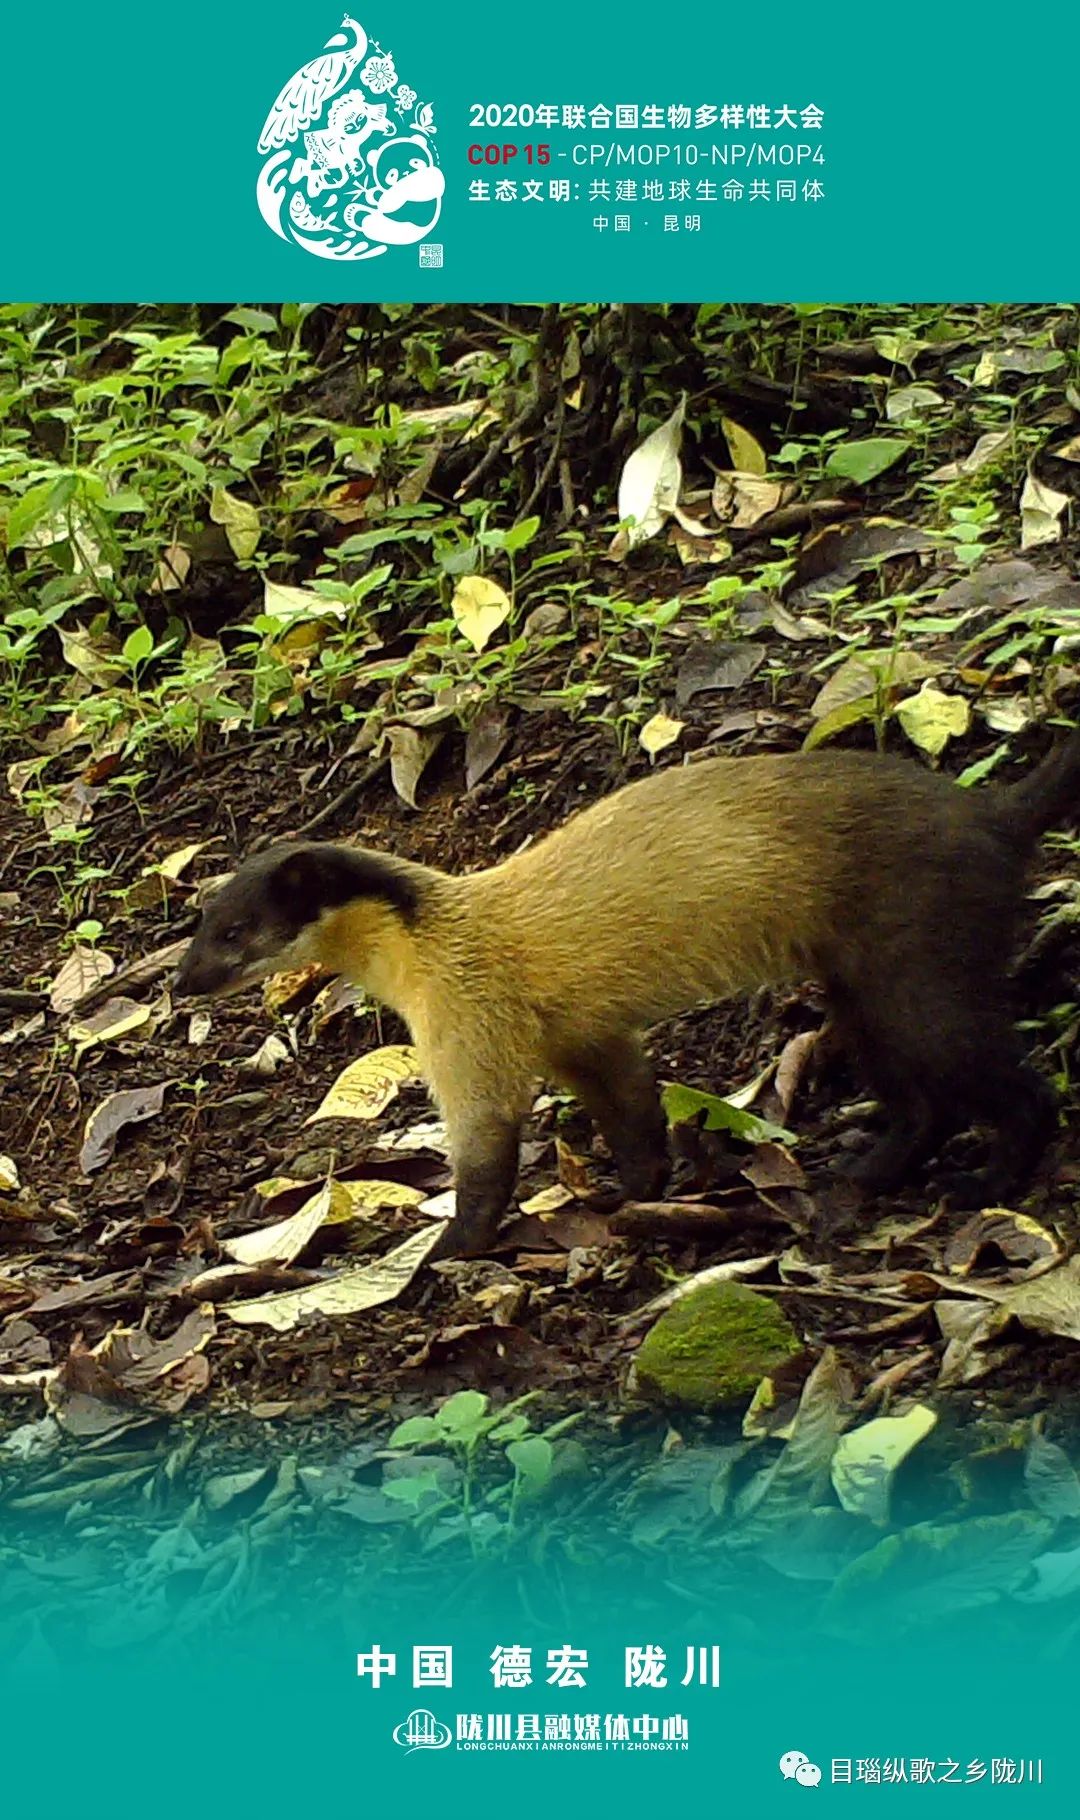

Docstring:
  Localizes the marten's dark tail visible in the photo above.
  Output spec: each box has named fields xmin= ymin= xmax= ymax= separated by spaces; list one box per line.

xmin=995 ymin=728 xmax=1080 ymax=847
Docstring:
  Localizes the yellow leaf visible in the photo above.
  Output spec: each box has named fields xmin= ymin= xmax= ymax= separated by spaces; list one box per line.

xmin=639 ymin=712 xmax=684 ymax=756
xmin=332 ymin=1179 xmax=426 ymax=1215
xmin=210 ymin=486 xmax=261 ymax=561
xmin=720 ymin=416 xmax=768 ymax=477
xmin=832 ymin=1406 xmax=937 ymax=1518
xmin=306 ymin=1044 xmax=421 ymax=1124
xmin=262 ymin=579 xmax=345 ymax=623
xmin=452 ymin=575 xmax=511 ymax=652
xmin=157 ymin=842 xmax=205 ymax=883
xmin=895 ymin=684 xmax=970 ymax=757
xmin=519 ymin=1184 xmax=574 ymax=1215
xmin=253 ymin=1175 xmax=310 ymax=1200
xmin=70 ymin=997 xmax=152 ymax=1060
xmin=224 ymin=1180 xmax=344 ymax=1266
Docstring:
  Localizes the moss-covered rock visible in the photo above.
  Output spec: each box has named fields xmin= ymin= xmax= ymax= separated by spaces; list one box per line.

xmin=633 ymin=1281 xmax=801 ymax=1412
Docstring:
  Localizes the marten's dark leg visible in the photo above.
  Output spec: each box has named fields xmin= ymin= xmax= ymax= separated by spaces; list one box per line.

xmin=826 ymin=982 xmax=947 ymax=1193
xmin=842 ymin=1098 xmax=943 ymax=1192
xmin=833 ymin=954 xmax=1054 ymax=1203
xmin=947 ymin=1057 xmax=1058 ymax=1207
xmin=555 ymin=1037 xmax=670 ymax=1200
xmin=432 ymin=1114 xmax=522 ymax=1258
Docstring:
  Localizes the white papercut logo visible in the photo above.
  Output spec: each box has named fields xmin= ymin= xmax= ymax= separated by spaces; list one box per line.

xmin=256 ymin=13 xmax=444 ymax=263
xmin=392 ymin=1708 xmax=453 ymax=1753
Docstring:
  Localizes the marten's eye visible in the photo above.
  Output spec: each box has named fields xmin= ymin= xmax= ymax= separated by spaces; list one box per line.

xmin=222 ymin=922 xmax=246 ymax=946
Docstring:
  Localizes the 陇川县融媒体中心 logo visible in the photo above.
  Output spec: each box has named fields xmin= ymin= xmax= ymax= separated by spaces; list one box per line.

xmin=256 ymin=13 xmax=445 ymax=265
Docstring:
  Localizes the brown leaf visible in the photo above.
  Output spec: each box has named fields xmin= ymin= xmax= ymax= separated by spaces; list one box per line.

xmin=465 ymin=706 xmax=512 ymax=790
xmin=932 ymin=560 xmax=1080 ymax=623
xmin=943 ymin=1209 xmax=1062 ymax=1277
xmin=788 ymin=520 xmax=935 ymax=611
xmin=28 ymin=1271 xmax=137 ymax=1315
xmin=773 ymin=1030 xmax=822 ymax=1120
xmin=97 ymin=1305 xmax=216 ymax=1392
xmin=48 ymin=946 xmax=115 ymax=1015
xmin=79 ymin=1084 xmax=168 ymax=1174
xmin=675 ymin=641 xmax=766 ymax=709
xmin=150 ymin=541 xmax=192 ymax=593
xmin=385 ymin=725 xmax=443 ymax=810
xmin=712 ymin=472 xmax=785 ymax=529
xmin=742 ymin=1145 xmax=806 ymax=1191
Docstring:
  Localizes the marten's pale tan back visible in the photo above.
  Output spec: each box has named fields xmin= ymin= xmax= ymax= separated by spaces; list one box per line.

xmin=469 ymin=755 xmax=846 ymax=1037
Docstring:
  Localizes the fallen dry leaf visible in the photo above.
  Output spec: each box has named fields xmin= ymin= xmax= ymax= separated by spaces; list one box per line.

xmin=943 ymin=1209 xmax=1061 ymax=1277
xmin=306 ymin=1045 xmax=420 ymax=1124
xmin=384 ymin=724 xmax=443 ymax=810
xmin=49 ymin=945 xmax=115 ymax=1014
xmin=1020 ymin=470 xmax=1070 ymax=551
xmin=639 ymin=712 xmax=684 ymax=756
xmin=79 ymin=1084 xmax=168 ymax=1174
xmin=224 ymin=1180 xmax=344 ymax=1267
xmin=614 ymin=395 xmax=685 ymax=554
xmin=227 ymin=1223 xmax=445 ymax=1330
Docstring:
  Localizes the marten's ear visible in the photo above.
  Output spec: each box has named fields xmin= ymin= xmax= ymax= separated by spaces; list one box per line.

xmin=263 ymin=843 xmax=421 ymax=928
xmin=264 ymin=846 xmax=336 ymax=922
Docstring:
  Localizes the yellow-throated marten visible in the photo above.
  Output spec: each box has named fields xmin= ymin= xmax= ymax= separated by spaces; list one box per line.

xmin=175 ymin=734 xmax=1080 ymax=1255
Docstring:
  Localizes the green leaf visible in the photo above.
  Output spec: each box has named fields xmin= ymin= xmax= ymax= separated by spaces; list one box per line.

xmin=435 ymin=1389 xmax=490 ymax=1437
xmin=802 ymin=696 xmax=880 ymax=751
xmin=956 ymin=748 xmax=1008 ymax=787
xmin=98 ymin=490 xmax=148 ymax=514
xmin=823 ymin=1511 xmax=1053 ymax=1632
xmin=489 ymin=1415 xmax=532 ymax=1443
xmin=825 ymin=439 xmax=910 ymax=484
xmin=662 ymin=1082 xmax=796 ymax=1146
xmin=161 ymin=448 xmax=209 ymax=483
xmin=389 ymin=1414 xmax=442 ymax=1448
xmin=381 ymin=1470 xmax=443 ymax=1508
xmin=122 ymin=625 xmax=154 ymax=667
xmin=7 ymin=480 xmax=61 ymax=551
xmin=506 ymin=1437 xmax=554 ymax=1489
xmin=46 ymin=473 xmax=78 ymax=515
xmin=224 ymin=307 xmax=280 ymax=334
xmin=502 ymin=515 xmax=541 ymax=554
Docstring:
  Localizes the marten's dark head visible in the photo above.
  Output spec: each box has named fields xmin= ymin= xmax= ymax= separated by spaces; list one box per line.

xmin=174 ymin=842 xmax=425 ymax=998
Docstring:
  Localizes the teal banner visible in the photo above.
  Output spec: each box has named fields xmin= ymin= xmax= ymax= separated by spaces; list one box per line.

xmin=0 ymin=1500 xmax=1067 ymax=1812
xmin=6 ymin=2 xmax=1078 ymax=298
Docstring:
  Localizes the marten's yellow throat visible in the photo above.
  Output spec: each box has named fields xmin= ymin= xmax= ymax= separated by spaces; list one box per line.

xmin=175 ymin=736 xmax=1080 ymax=1255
